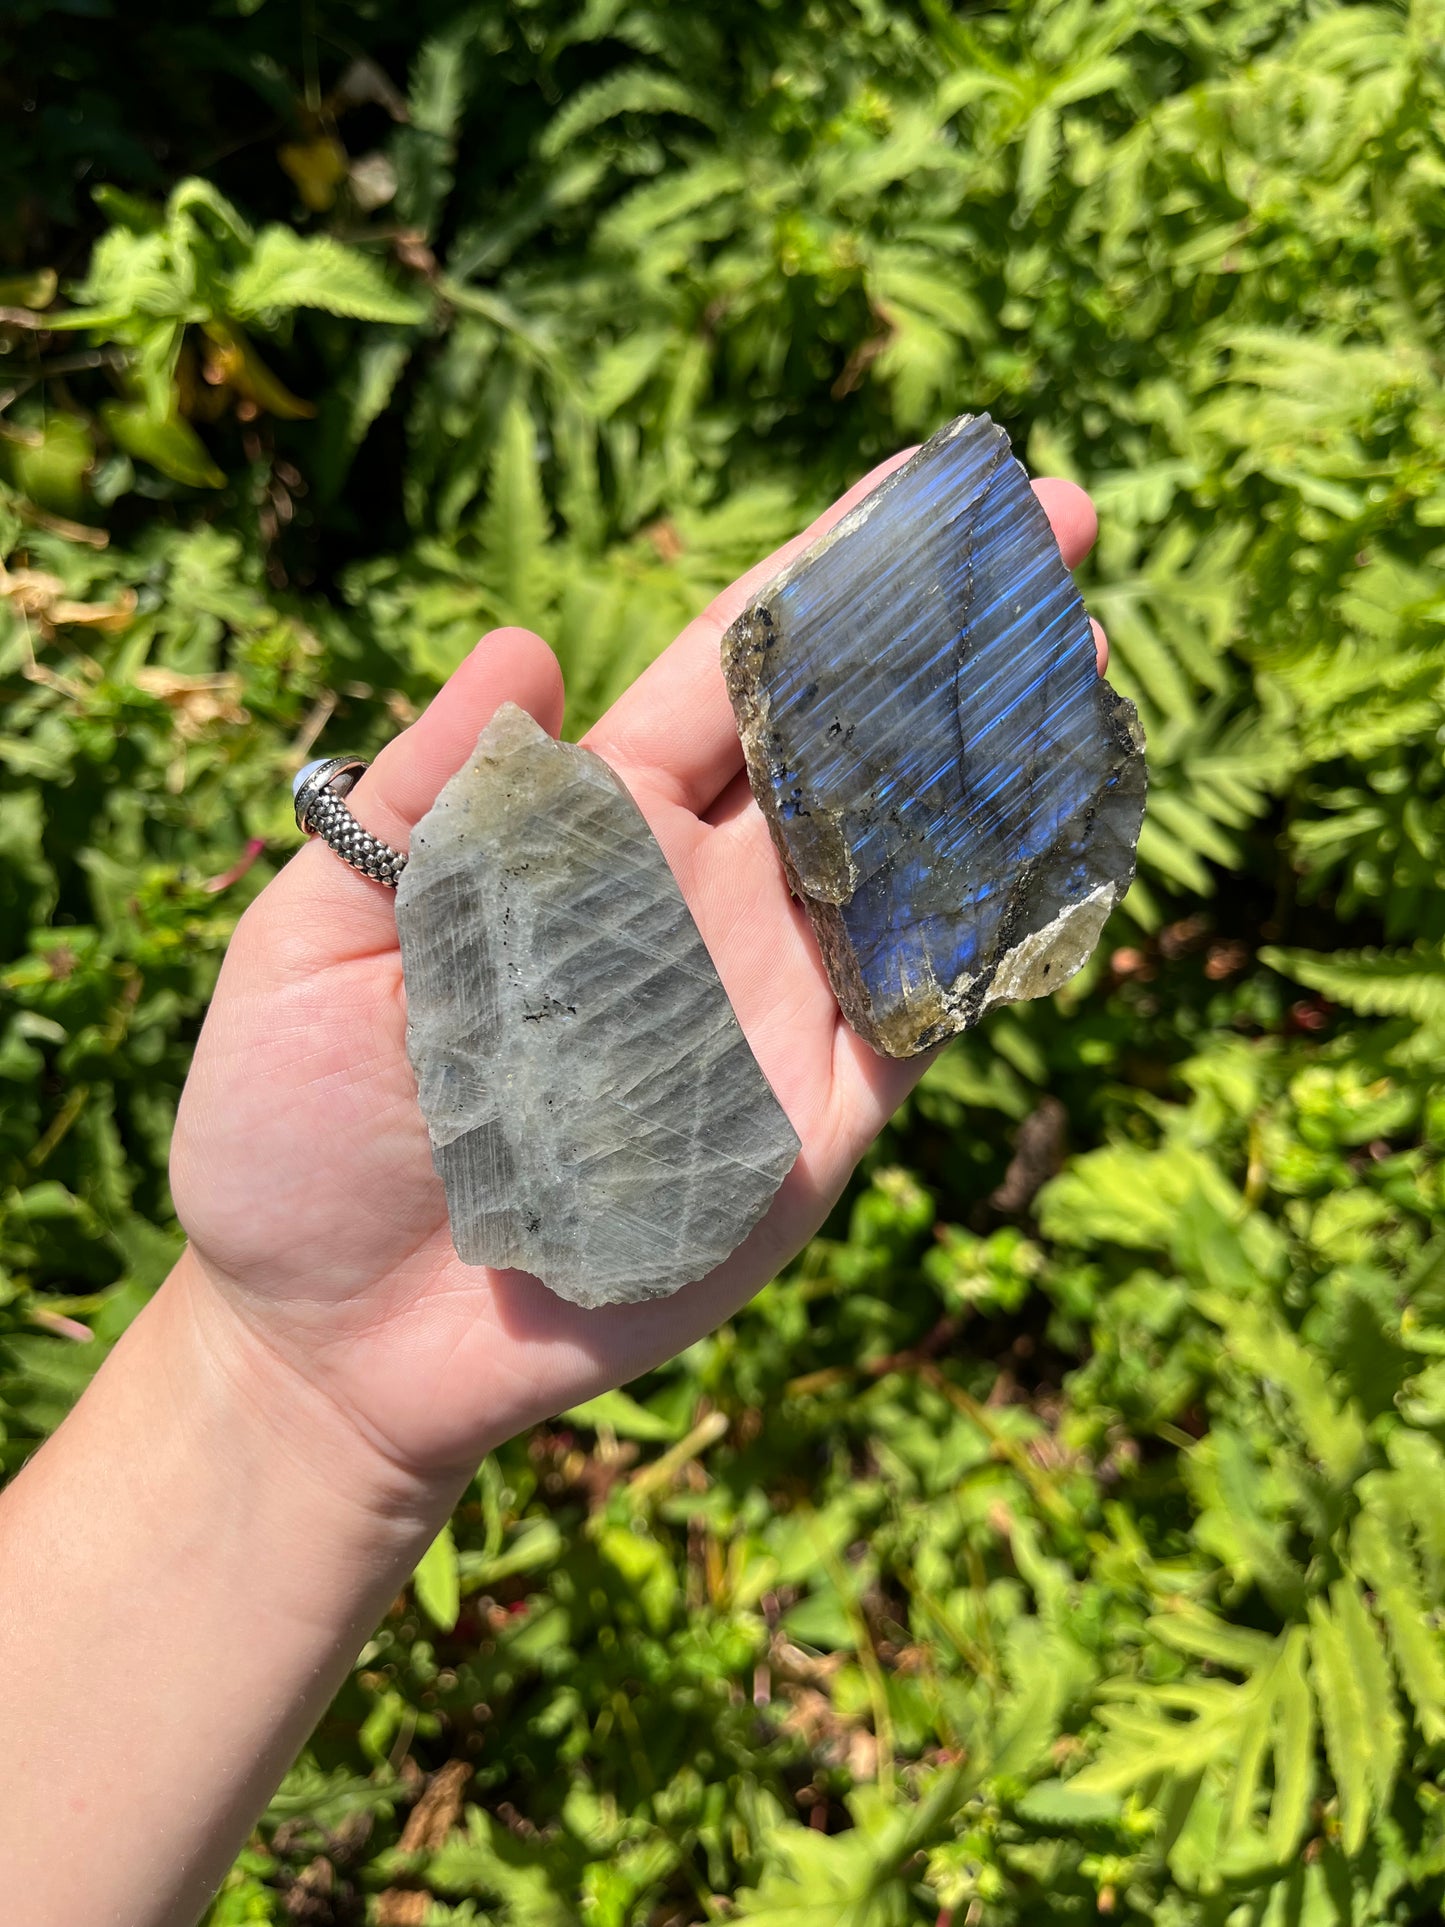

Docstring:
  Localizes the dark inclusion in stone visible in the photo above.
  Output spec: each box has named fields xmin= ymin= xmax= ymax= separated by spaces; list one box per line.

xmin=395 ymin=704 xmax=799 ymax=1309
xmin=722 ymin=411 xmax=1147 ymax=1059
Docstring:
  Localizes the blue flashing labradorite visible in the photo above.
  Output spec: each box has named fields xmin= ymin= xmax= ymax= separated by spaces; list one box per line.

xmin=722 ymin=412 xmax=1147 ymax=1057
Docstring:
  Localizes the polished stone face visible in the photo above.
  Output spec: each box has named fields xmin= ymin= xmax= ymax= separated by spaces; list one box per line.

xmin=395 ymin=704 xmax=799 ymax=1308
xmin=722 ymin=412 xmax=1147 ymax=1058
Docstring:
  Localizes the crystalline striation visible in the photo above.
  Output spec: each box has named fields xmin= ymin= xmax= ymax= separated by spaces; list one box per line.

xmin=722 ymin=411 xmax=1147 ymax=1058
xmin=395 ymin=703 xmax=799 ymax=1308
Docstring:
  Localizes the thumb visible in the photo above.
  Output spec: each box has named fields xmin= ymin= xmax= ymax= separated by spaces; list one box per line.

xmin=250 ymin=627 xmax=565 ymax=971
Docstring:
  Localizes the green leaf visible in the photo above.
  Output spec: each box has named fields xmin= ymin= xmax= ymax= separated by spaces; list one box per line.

xmin=392 ymin=18 xmax=473 ymax=239
xmin=424 ymin=1807 xmax=576 ymax=1918
xmin=479 ymin=395 xmax=553 ymax=630
xmin=1013 ymin=1778 xmax=1123 ymax=1825
xmin=1194 ymin=1292 xmax=1369 ymax=1486
xmin=312 ymin=328 xmax=412 ymax=498
xmin=733 ymin=1796 xmax=921 ymax=1926
xmin=228 ymin=229 xmax=426 ymax=324
xmin=1074 ymin=1684 xmax=1246 ymax=1797
xmin=1262 ymin=943 xmax=1445 ymax=1024
xmin=1264 ymin=1629 xmax=1314 ymax=1863
xmin=1038 ymin=1142 xmax=1242 ymax=1251
xmin=563 ymin=1389 xmax=681 ymax=1442
xmin=1307 ymin=1596 xmax=1367 ymax=1855
xmin=99 ymin=401 xmax=225 ymax=489
xmin=0 ymin=268 xmax=56 ymax=308
xmin=458 ymin=1517 xmax=563 ymax=1592
xmin=1147 ymin=1604 xmax=1279 ymax=1675
xmin=1222 ymin=1671 xmax=1272 ymax=1849
xmin=1352 ymin=1507 xmax=1445 ymax=1742
xmin=1333 ymin=1580 xmax=1402 ymax=1819
xmin=413 ymin=1520 xmax=461 ymax=1632
xmin=597 ymin=1525 xmax=678 ymax=1634
xmin=539 ymin=67 xmax=719 ymax=160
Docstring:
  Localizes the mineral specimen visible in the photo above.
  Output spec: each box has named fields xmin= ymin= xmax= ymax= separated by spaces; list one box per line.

xmin=722 ymin=411 xmax=1146 ymax=1058
xmin=395 ymin=703 xmax=799 ymax=1308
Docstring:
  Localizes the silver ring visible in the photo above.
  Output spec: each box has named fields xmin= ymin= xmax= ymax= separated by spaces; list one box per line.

xmin=292 ymin=756 xmax=408 ymax=889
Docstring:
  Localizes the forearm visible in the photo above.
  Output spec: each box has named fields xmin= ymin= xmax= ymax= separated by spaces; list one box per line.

xmin=0 ymin=1249 xmax=463 ymax=1927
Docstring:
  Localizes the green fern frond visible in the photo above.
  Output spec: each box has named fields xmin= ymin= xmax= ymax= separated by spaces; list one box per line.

xmin=1261 ymin=943 xmax=1445 ymax=1024
xmin=538 ymin=67 xmax=719 ymax=160
xmin=229 ymin=230 xmax=427 ymax=325
xmin=1077 ymin=1633 xmax=1314 ymax=1862
xmin=1352 ymin=1503 xmax=1445 ymax=1744
xmin=1194 ymin=1292 xmax=1369 ymax=1487
xmin=1308 ymin=1582 xmax=1400 ymax=1854
xmin=391 ymin=18 xmax=474 ymax=240
xmin=477 ymin=396 xmax=554 ymax=633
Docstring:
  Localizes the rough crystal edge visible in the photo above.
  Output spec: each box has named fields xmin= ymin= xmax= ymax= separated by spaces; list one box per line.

xmin=398 ymin=703 xmax=801 ymax=1308
xmin=721 ymin=415 xmax=1147 ymax=1057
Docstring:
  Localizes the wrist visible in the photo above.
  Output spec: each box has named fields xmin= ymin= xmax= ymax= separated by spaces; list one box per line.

xmin=0 ymin=1247 xmax=467 ymax=1927
xmin=153 ymin=1248 xmax=464 ymax=1565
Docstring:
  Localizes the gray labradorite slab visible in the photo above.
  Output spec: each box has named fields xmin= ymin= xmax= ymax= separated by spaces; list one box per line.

xmin=722 ymin=412 xmax=1147 ymax=1058
xmin=395 ymin=703 xmax=799 ymax=1308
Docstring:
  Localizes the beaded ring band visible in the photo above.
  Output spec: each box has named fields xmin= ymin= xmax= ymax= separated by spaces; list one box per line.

xmin=292 ymin=756 xmax=408 ymax=889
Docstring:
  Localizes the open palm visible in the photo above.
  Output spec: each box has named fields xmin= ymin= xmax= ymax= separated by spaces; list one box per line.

xmin=170 ymin=454 xmax=1102 ymax=1481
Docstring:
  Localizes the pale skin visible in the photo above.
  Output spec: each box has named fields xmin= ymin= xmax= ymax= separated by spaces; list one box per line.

xmin=0 ymin=454 xmax=1105 ymax=1925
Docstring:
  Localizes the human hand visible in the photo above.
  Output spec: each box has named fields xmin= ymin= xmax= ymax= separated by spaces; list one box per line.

xmin=170 ymin=458 xmax=1104 ymax=1498
xmin=3 ymin=461 xmax=1105 ymax=1927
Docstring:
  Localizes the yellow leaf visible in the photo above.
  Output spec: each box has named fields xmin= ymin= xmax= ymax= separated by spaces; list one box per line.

xmin=202 ymin=321 xmax=316 ymax=420
xmin=0 ymin=267 xmax=57 ymax=309
xmin=278 ymin=136 xmax=349 ymax=213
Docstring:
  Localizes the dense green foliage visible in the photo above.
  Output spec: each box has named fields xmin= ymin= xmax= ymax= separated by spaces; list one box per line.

xmin=5 ymin=0 xmax=1445 ymax=1919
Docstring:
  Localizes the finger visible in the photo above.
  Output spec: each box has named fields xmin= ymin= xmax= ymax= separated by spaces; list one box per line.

xmin=704 ymin=767 xmax=757 ymax=834
xmin=357 ymin=627 xmax=565 ymax=842
xmin=1091 ymin=617 xmax=1109 ymax=675
xmin=256 ymin=628 xmax=564 ymax=966
xmin=1031 ymin=476 xmax=1097 ymax=569
xmin=586 ymin=450 xmax=918 ymax=818
xmin=589 ymin=463 xmax=1100 ymax=820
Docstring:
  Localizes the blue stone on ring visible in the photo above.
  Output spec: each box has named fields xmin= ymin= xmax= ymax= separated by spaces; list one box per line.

xmin=292 ymin=755 xmax=367 ymax=835
xmin=292 ymin=756 xmax=335 ymax=802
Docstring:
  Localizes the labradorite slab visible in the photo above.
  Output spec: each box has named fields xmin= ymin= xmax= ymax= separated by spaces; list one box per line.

xmin=395 ymin=703 xmax=799 ymax=1308
xmin=722 ymin=412 xmax=1146 ymax=1058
